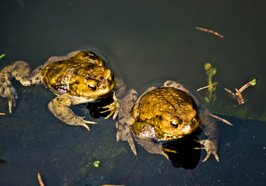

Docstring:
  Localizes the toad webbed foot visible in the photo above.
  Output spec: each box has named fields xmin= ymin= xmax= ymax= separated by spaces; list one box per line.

xmin=2 ymin=86 xmax=18 ymax=114
xmin=100 ymin=79 xmax=126 ymax=120
xmin=0 ymin=70 xmax=18 ymax=114
xmin=198 ymin=107 xmax=220 ymax=162
xmin=100 ymin=93 xmax=119 ymax=119
xmin=195 ymin=139 xmax=219 ymax=162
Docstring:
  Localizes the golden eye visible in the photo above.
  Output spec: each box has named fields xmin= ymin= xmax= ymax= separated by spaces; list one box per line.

xmin=170 ymin=117 xmax=182 ymax=128
xmin=87 ymin=80 xmax=98 ymax=91
xmin=170 ymin=121 xmax=178 ymax=128
xmin=88 ymin=84 xmax=97 ymax=91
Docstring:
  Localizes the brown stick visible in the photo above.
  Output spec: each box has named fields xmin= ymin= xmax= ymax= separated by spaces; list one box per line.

xmin=197 ymin=85 xmax=211 ymax=91
xmin=208 ymin=113 xmax=233 ymax=126
xmin=224 ymin=79 xmax=256 ymax=105
xmin=238 ymin=79 xmax=256 ymax=93
xmin=196 ymin=26 xmax=224 ymax=39
xmin=235 ymin=88 xmax=244 ymax=105
xmin=37 ymin=172 xmax=45 ymax=186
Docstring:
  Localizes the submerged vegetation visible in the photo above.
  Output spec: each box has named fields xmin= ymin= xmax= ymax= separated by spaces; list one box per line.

xmin=203 ymin=63 xmax=218 ymax=103
xmin=199 ymin=62 xmax=264 ymax=121
xmin=93 ymin=160 xmax=101 ymax=168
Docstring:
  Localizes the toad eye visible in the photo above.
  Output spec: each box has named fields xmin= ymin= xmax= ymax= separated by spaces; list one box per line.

xmin=88 ymin=84 xmax=97 ymax=91
xmin=170 ymin=118 xmax=182 ymax=128
xmin=170 ymin=121 xmax=179 ymax=128
xmin=87 ymin=80 xmax=98 ymax=91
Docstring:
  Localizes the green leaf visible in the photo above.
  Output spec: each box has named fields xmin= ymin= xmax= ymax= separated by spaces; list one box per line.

xmin=251 ymin=79 xmax=256 ymax=86
xmin=0 ymin=54 xmax=6 ymax=59
xmin=93 ymin=160 xmax=100 ymax=168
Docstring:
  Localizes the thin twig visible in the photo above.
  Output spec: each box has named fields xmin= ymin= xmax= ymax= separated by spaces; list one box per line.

xmin=209 ymin=113 xmax=233 ymax=126
xmin=196 ymin=26 xmax=224 ymax=39
xmin=238 ymin=79 xmax=256 ymax=92
xmin=197 ymin=85 xmax=210 ymax=91
xmin=235 ymin=88 xmax=244 ymax=105
xmin=37 ymin=172 xmax=45 ymax=186
xmin=197 ymin=82 xmax=218 ymax=92
xmin=224 ymin=88 xmax=235 ymax=97
xmin=224 ymin=79 xmax=256 ymax=105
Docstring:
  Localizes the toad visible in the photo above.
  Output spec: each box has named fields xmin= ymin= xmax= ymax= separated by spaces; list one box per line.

xmin=0 ymin=50 xmax=118 ymax=130
xmin=116 ymin=80 xmax=219 ymax=162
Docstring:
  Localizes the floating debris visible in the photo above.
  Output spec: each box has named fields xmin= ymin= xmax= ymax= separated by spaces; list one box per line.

xmin=0 ymin=54 xmax=5 ymax=59
xmin=197 ymin=85 xmax=214 ymax=91
xmin=198 ymin=63 xmax=218 ymax=103
xmin=196 ymin=26 xmax=224 ymax=39
xmin=208 ymin=113 xmax=233 ymax=126
xmin=93 ymin=160 xmax=100 ymax=168
xmin=37 ymin=172 xmax=45 ymax=186
xmin=0 ymin=112 xmax=6 ymax=116
xmin=225 ymin=79 xmax=256 ymax=105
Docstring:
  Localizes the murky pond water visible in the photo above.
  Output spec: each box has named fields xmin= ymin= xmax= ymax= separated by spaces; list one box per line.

xmin=0 ymin=0 xmax=266 ymax=185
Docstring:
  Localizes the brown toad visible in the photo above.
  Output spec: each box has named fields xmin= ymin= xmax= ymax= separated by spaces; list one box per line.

xmin=0 ymin=50 xmax=118 ymax=130
xmin=116 ymin=80 xmax=219 ymax=162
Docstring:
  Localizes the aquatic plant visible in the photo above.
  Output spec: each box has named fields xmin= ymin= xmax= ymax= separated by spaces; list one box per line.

xmin=202 ymin=63 xmax=218 ymax=103
xmin=198 ymin=63 xmax=264 ymax=121
xmin=93 ymin=160 xmax=100 ymax=168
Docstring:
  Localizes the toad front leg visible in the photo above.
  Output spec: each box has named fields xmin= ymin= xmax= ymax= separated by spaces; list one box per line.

xmin=101 ymin=93 xmax=119 ymax=119
xmin=101 ymin=79 xmax=127 ymax=119
xmin=0 ymin=61 xmax=42 ymax=114
xmin=48 ymin=94 xmax=96 ymax=131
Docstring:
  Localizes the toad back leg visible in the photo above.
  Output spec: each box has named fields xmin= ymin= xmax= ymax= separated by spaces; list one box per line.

xmin=48 ymin=94 xmax=96 ymax=130
xmin=0 ymin=61 xmax=42 ymax=113
xmin=198 ymin=107 xmax=219 ymax=162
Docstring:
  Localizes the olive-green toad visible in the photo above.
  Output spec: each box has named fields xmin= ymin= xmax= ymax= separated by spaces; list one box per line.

xmin=0 ymin=50 xmax=118 ymax=130
xmin=116 ymin=80 xmax=219 ymax=162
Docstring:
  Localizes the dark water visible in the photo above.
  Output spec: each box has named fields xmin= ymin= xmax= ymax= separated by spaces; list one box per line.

xmin=0 ymin=0 xmax=266 ymax=185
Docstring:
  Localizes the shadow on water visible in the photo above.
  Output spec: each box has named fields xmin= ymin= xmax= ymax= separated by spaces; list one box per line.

xmin=1 ymin=0 xmax=266 ymax=185
xmin=162 ymin=135 xmax=201 ymax=169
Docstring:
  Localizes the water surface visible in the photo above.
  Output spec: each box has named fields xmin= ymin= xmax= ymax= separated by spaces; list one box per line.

xmin=0 ymin=0 xmax=266 ymax=185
